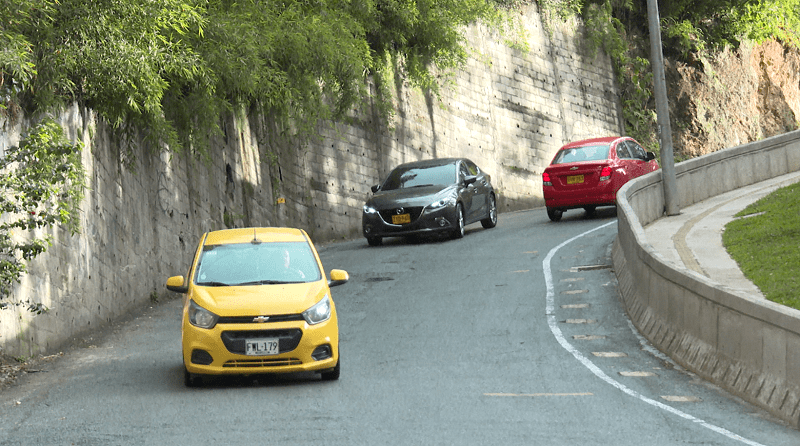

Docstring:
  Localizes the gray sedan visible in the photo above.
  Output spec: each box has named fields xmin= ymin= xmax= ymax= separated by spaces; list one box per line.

xmin=362 ymin=158 xmax=497 ymax=246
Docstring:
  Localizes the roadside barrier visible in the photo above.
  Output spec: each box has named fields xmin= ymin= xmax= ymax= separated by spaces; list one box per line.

xmin=612 ymin=131 xmax=800 ymax=427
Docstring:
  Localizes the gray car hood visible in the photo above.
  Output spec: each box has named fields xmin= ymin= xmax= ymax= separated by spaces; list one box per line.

xmin=367 ymin=184 xmax=456 ymax=209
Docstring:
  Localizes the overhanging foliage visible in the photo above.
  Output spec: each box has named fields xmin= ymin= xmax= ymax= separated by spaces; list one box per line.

xmin=1 ymin=0 xmax=509 ymax=156
xmin=0 ymin=119 xmax=85 ymax=312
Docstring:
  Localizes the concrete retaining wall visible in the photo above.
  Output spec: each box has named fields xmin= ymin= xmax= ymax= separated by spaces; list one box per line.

xmin=612 ymin=131 xmax=800 ymax=426
xmin=0 ymin=5 xmax=626 ymax=357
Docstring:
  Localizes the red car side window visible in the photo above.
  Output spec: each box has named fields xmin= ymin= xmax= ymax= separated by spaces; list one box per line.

xmin=616 ymin=142 xmax=632 ymax=159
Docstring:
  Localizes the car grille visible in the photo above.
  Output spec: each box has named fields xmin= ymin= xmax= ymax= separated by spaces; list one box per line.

xmin=378 ymin=206 xmax=424 ymax=224
xmin=217 ymin=314 xmax=304 ymax=324
xmin=222 ymin=358 xmax=303 ymax=368
xmin=220 ymin=328 xmax=302 ymax=354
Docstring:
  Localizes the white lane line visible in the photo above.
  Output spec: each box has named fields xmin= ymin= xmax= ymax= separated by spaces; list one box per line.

xmin=592 ymin=352 xmax=628 ymax=358
xmin=565 ymin=319 xmax=596 ymax=324
xmin=620 ymin=371 xmax=657 ymax=377
xmin=485 ymin=392 xmax=594 ymax=397
xmin=573 ymin=335 xmax=606 ymax=340
xmin=543 ymin=221 xmax=766 ymax=446
xmin=561 ymin=289 xmax=589 ymax=295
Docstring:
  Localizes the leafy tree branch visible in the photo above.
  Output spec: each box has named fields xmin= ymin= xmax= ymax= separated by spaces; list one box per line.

xmin=2 ymin=0 xmax=514 ymax=157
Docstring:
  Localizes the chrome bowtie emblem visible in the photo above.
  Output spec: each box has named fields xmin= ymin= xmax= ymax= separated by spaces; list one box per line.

xmin=570 ymin=166 xmax=579 ymax=170
xmin=395 ymin=208 xmax=405 ymax=215
xmin=253 ymin=316 xmax=270 ymax=323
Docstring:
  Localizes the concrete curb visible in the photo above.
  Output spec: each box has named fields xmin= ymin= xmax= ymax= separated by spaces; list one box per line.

xmin=612 ymin=130 xmax=800 ymax=427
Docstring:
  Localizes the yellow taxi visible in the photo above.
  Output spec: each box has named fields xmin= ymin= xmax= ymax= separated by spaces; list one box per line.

xmin=166 ymin=227 xmax=348 ymax=386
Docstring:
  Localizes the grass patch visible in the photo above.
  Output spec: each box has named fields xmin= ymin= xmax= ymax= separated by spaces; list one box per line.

xmin=722 ymin=181 xmax=800 ymax=309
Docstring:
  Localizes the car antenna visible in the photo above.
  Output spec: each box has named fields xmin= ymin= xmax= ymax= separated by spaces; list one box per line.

xmin=251 ymin=228 xmax=262 ymax=245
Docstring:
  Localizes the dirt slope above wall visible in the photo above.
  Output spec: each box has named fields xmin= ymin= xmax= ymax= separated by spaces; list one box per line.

xmin=668 ymin=40 xmax=800 ymax=158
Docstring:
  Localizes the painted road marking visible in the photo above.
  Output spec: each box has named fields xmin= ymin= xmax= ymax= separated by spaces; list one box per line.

xmin=592 ymin=352 xmax=628 ymax=358
xmin=620 ymin=371 xmax=657 ymax=377
xmin=573 ymin=335 xmax=606 ymax=340
xmin=662 ymin=396 xmax=703 ymax=402
xmin=561 ymin=289 xmax=588 ymax=295
xmin=543 ymin=221 xmax=766 ymax=446
xmin=484 ymin=393 xmax=593 ymax=397
xmin=565 ymin=319 xmax=596 ymax=324
xmin=561 ymin=303 xmax=590 ymax=309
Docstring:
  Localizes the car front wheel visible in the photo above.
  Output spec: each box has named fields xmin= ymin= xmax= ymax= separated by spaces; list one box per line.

xmin=184 ymin=367 xmax=202 ymax=387
xmin=320 ymin=359 xmax=340 ymax=381
xmin=481 ymin=194 xmax=497 ymax=229
xmin=452 ymin=203 xmax=465 ymax=239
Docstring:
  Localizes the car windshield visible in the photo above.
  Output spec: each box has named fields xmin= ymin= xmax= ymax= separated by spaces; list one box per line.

xmin=381 ymin=163 xmax=456 ymax=191
xmin=552 ymin=145 xmax=610 ymax=164
xmin=193 ymin=241 xmax=321 ymax=286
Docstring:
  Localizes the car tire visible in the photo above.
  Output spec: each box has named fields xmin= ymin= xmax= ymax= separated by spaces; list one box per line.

xmin=452 ymin=203 xmax=465 ymax=239
xmin=584 ymin=206 xmax=596 ymax=216
xmin=184 ymin=367 xmax=201 ymax=388
xmin=321 ymin=359 xmax=340 ymax=381
xmin=481 ymin=194 xmax=498 ymax=229
xmin=367 ymin=236 xmax=382 ymax=246
xmin=547 ymin=207 xmax=563 ymax=222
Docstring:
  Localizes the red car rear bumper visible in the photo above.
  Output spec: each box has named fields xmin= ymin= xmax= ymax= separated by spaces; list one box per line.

xmin=543 ymin=185 xmax=617 ymax=209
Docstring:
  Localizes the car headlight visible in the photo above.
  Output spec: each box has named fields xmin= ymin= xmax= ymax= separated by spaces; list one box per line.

xmin=363 ymin=204 xmax=378 ymax=214
xmin=303 ymin=295 xmax=332 ymax=325
xmin=428 ymin=196 xmax=455 ymax=210
xmin=188 ymin=300 xmax=219 ymax=329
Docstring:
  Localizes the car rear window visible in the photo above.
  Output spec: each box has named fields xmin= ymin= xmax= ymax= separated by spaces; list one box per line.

xmin=194 ymin=241 xmax=322 ymax=286
xmin=552 ymin=145 xmax=610 ymax=164
xmin=382 ymin=163 xmax=456 ymax=190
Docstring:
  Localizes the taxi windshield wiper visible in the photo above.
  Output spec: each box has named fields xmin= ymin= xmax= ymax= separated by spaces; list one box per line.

xmin=196 ymin=281 xmax=230 ymax=287
xmin=236 ymin=279 xmax=294 ymax=286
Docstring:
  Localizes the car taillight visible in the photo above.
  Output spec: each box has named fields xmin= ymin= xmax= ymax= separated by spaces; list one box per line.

xmin=600 ymin=167 xmax=612 ymax=181
xmin=543 ymin=172 xmax=552 ymax=186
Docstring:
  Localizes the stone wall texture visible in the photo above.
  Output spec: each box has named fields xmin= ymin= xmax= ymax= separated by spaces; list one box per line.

xmin=0 ymin=5 xmax=624 ymax=357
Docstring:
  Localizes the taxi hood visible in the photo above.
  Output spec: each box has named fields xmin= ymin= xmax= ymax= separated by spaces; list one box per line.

xmin=190 ymin=280 xmax=329 ymax=316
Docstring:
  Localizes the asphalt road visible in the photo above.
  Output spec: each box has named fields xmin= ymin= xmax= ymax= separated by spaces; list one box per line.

xmin=1 ymin=208 xmax=799 ymax=445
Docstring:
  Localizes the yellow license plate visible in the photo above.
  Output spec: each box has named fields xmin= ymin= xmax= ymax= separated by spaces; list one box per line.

xmin=392 ymin=213 xmax=411 ymax=224
xmin=566 ymin=175 xmax=584 ymax=185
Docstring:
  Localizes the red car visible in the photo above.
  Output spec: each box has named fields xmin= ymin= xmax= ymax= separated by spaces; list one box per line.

xmin=542 ymin=136 xmax=659 ymax=221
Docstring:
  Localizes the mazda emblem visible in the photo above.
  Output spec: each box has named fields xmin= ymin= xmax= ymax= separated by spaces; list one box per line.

xmin=395 ymin=208 xmax=405 ymax=215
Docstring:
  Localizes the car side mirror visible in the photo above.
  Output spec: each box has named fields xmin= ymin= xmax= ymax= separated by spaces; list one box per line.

xmin=328 ymin=269 xmax=349 ymax=287
xmin=646 ymin=152 xmax=656 ymax=161
xmin=464 ymin=176 xmax=477 ymax=187
xmin=371 ymin=185 xmax=380 ymax=193
xmin=166 ymin=275 xmax=188 ymax=293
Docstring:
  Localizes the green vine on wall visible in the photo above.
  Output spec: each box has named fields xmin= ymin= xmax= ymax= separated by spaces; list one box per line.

xmin=0 ymin=119 xmax=86 ymax=312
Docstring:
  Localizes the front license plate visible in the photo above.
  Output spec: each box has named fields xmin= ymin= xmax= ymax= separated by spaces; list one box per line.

xmin=392 ymin=213 xmax=411 ymax=224
xmin=566 ymin=175 xmax=584 ymax=185
xmin=245 ymin=338 xmax=279 ymax=356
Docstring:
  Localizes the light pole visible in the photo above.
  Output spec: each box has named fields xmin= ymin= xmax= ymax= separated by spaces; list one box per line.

xmin=647 ymin=0 xmax=680 ymax=215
